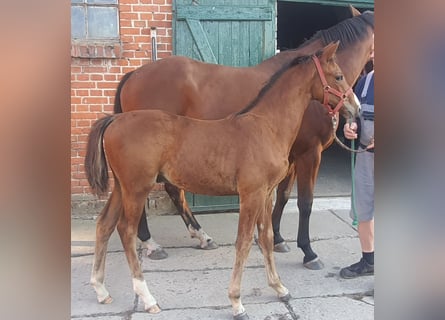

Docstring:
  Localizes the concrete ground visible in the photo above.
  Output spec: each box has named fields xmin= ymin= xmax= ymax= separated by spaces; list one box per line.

xmin=71 ymin=143 xmax=374 ymax=319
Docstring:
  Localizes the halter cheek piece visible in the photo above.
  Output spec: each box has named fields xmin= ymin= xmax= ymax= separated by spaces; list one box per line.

xmin=311 ymin=55 xmax=353 ymax=115
xmin=312 ymin=55 xmax=370 ymax=154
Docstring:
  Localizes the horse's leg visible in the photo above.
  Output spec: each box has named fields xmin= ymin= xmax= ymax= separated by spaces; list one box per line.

xmin=272 ymin=163 xmax=297 ymax=253
xmin=295 ymin=148 xmax=325 ymax=270
xmin=138 ymin=203 xmax=168 ymax=260
xmin=228 ymin=192 xmax=285 ymax=320
xmin=90 ymin=187 xmax=122 ymax=304
xmin=257 ymin=194 xmax=290 ymax=301
xmin=117 ymin=191 xmax=160 ymax=313
xmin=164 ymin=183 xmax=218 ymax=250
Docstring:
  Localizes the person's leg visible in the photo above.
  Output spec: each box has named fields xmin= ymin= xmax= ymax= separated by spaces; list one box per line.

xmin=340 ymin=218 xmax=374 ymax=278
xmin=358 ymin=219 xmax=374 ymax=253
xmin=341 ymin=151 xmax=374 ymax=279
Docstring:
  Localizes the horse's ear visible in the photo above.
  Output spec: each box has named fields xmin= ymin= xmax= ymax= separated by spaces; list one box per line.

xmin=321 ymin=41 xmax=339 ymax=61
xmin=349 ymin=5 xmax=361 ymax=17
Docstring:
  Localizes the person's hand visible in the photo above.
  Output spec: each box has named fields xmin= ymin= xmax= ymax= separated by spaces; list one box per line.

xmin=366 ymin=137 xmax=374 ymax=150
xmin=343 ymin=122 xmax=358 ymax=140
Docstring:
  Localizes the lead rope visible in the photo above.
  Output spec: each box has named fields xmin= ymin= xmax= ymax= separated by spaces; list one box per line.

xmin=331 ymin=116 xmax=360 ymax=226
xmin=331 ymin=116 xmax=367 ymax=154
xmin=350 ymin=138 xmax=358 ymax=227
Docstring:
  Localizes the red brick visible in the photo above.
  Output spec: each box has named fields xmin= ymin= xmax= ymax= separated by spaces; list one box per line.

xmin=72 ymin=0 xmax=174 ymax=199
xmin=90 ymin=74 xmax=104 ymax=81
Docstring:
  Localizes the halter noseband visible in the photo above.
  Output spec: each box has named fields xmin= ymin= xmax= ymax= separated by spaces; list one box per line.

xmin=311 ymin=55 xmax=353 ymax=116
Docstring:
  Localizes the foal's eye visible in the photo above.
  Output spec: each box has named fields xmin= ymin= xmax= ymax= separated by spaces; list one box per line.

xmin=335 ymin=75 xmax=344 ymax=81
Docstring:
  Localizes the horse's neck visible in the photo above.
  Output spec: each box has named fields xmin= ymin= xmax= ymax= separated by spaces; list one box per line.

xmin=336 ymin=40 xmax=372 ymax=85
xmin=258 ymin=40 xmax=323 ymax=73
xmin=248 ymin=64 xmax=316 ymax=146
xmin=262 ymin=32 xmax=372 ymax=86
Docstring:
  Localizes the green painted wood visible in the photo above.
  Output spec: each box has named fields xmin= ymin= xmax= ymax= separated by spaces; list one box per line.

xmin=279 ymin=0 xmax=374 ymax=9
xmin=173 ymin=0 xmax=275 ymax=212
xmin=185 ymin=18 xmax=218 ymax=63
xmin=176 ymin=5 xmax=272 ymax=21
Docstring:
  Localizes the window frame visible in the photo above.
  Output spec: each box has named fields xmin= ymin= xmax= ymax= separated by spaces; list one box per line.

xmin=71 ymin=0 xmax=120 ymax=42
xmin=71 ymin=0 xmax=122 ymax=59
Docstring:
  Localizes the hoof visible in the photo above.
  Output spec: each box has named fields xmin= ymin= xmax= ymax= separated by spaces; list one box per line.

xmin=279 ymin=293 xmax=291 ymax=302
xmin=147 ymin=248 xmax=168 ymax=260
xmin=234 ymin=311 xmax=249 ymax=320
xmin=146 ymin=304 xmax=161 ymax=314
xmin=201 ymin=240 xmax=219 ymax=250
xmin=274 ymin=242 xmax=291 ymax=253
xmin=99 ymin=295 xmax=113 ymax=304
xmin=303 ymin=257 xmax=325 ymax=270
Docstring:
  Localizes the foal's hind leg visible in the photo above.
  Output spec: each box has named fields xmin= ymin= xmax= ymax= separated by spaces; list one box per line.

xmin=295 ymin=149 xmax=324 ymax=270
xmin=257 ymin=194 xmax=290 ymax=301
xmin=117 ymin=191 xmax=160 ymax=313
xmin=272 ymin=164 xmax=297 ymax=253
xmin=164 ymin=183 xmax=218 ymax=250
xmin=91 ymin=188 xmax=122 ymax=304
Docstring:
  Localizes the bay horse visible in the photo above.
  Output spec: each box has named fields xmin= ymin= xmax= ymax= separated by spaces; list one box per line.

xmin=114 ymin=8 xmax=374 ymax=268
xmin=85 ymin=43 xmax=358 ymax=319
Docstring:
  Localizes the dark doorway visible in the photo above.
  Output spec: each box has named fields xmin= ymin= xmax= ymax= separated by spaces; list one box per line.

xmin=277 ymin=2 xmax=355 ymax=51
xmin=277 ymin=2 xmax=370 ymax=198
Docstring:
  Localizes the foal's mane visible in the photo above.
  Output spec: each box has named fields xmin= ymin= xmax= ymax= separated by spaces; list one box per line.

xmin=236 ymin=50 xmax=323 ymax=116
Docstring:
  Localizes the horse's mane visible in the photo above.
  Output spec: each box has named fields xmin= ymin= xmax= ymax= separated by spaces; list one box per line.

xmin=235 ymin=49 xmax=323 ymax=116
xmin=234 ymin=11 xmax=374 ymax=116
xmin=293 ymin=10 xmax=374 ymax=52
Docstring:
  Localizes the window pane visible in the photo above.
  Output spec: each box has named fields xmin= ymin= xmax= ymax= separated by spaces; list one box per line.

xmin=88 ymin=7 xmax=118 ymax=39
xmin=71 ymin=6 xmax=86 ymax=39
xmin=71 ymin=0 xmax=85 ymax=3
xmin=88 ymin=0 xmax=118 ymax=4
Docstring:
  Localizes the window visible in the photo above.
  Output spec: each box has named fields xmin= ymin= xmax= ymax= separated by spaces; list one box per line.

xmin=71 ymin=0 xmax=119 ymax=41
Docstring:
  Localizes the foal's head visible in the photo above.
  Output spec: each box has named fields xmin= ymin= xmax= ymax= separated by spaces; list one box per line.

xmin=311 ymin=41 xmax=360 ymax=119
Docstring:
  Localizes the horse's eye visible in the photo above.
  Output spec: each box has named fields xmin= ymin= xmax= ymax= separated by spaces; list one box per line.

xmin=335 ymin=75 xmax=344 ymax=81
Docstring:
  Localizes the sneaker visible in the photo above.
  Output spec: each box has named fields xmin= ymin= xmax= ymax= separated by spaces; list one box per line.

xmin=340 ymin=258 xmax=374 ymax=279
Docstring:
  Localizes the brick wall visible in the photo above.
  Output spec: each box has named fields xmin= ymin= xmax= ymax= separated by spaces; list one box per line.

xmin=71 ymin=0 xmax=174 ymax=215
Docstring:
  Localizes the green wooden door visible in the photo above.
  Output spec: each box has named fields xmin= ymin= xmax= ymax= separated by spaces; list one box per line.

xmin=173 ymin=0 xmax=276 ymax=212
xmin=278 ymin=0 xmax=373 ymax=9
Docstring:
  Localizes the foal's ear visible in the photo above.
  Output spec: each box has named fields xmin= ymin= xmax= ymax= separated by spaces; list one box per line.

xmin=322 ymin=41 xmax=339 ymax=62
xmin=349 ymin=5 xmax=361 ymax=17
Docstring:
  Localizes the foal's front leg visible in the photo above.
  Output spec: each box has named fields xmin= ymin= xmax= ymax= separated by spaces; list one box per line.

xmin=258 ymin=195 xmax=290 ymax=301
xmin=228 ymin=192 xmax=289 ymax=319
xmin=228 ymin=205 xmax=257 ymax=320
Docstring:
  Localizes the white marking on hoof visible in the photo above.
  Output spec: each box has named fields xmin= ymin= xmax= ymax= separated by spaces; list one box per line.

xmin=233 ymin=304 xmax=246 ymax=317
xmin=147 ymin=304 xmax=161 ymax=314
xmin=91 ymin=278 xmax=111 ymax=304
xmin=132 ymin=278 xmax=158 ymax=311
xmin=142 ymin=238 xmax=163 ymax=256
xmin=278 ymin=287 xmax=290 ymax=301
xmin=188 ymin=225 xmax=213 ymax=249
xmin=99 ymin=295 xmax=113 ymax=304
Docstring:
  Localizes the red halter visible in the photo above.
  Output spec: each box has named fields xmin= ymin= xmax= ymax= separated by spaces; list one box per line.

xmin=311 ymin=55 xmax=353 ymax=116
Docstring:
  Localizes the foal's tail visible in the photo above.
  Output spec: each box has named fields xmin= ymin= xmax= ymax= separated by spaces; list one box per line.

xmin=113 ymin=71 xmax=134 ymax=114
xmin=84 ymin=115 xmax=115 ymax=196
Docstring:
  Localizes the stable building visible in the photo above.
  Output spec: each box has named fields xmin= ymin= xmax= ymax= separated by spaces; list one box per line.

xmin=71 ymin=0 xmax=374 ymax=215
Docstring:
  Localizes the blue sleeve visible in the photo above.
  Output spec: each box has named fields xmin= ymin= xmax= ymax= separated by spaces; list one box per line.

xmin=354 ymin=75 xmax=366 ymax=96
